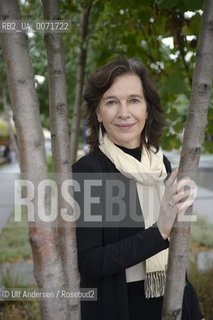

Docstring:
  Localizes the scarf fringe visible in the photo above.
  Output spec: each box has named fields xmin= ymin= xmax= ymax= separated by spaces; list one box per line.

xmin=144 ymin=270 xmax=166 ymax=299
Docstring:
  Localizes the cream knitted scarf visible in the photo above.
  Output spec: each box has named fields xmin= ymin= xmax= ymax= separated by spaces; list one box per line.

xmin=99 ymin=134 xmax=169 ymax=298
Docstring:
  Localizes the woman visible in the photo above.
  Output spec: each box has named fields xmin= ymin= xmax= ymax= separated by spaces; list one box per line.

xmin=73 ymin=58 xmax=203 ymax=320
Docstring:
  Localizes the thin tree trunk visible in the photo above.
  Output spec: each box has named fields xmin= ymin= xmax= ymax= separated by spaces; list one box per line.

xmin=41 ymin=0 xmax=80 ymax=318
xmin=2 ymin=87 xmax=19 ymax=162
xmin=70 ymin=1 xmax=93 ymax=164
xmin=162 ymin=1 xmax=213 ymax=319
xmin=0 ymin=1 xmax=69 ymax=319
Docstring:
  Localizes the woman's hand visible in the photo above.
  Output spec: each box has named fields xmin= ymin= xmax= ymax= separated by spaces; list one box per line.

xmin=157 ymin=169 xmax=196 ymax=240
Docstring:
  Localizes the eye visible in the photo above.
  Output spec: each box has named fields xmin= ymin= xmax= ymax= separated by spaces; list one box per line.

xmin=129 ymin=98 xmax=140 ymax=104
xmin=106 ymin=100 xmax=117 ymax=105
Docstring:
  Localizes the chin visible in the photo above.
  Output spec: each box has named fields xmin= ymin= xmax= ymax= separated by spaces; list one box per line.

xmin=109 ymin=133 xmax=140 ymax=148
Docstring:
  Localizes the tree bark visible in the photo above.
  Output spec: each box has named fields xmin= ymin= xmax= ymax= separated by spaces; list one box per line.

xmin=0 ymin=1 xmax=69 ymax=319
xmin=70 ymin=0 xmax=93 ymax=164
xmin=162 ymin=1 xmax=213 ymax=319
xmin=41 ymin=0 xmax=80 ymax=318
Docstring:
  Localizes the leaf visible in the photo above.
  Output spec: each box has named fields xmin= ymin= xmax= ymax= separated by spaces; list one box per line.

xmin=161 ymin=74 xmax=186 ymax=96
xmin=168 ymin=108 xmax=178 ymax=121
xmin=182 ymin=0 xmax=204 ymax=11
xmin=188 ymin=13 xmax=203 ymax=35
xmin=203 ymin=140 xmax=213 ymax=153
xmin=174 ymin=121 xmax=184 ymax=132
xmin=155 ymin=0 xmax=180 ymax=9
xmin=161 ymin=133 xmax=181 ymax=151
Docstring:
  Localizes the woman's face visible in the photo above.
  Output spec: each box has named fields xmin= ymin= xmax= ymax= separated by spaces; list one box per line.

xmin=96 ymin=73 xmax=148 ymax=149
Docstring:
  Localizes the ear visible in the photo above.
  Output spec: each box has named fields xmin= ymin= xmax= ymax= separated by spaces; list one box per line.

xmin=96 ymin=107 xmax=102 ymax=122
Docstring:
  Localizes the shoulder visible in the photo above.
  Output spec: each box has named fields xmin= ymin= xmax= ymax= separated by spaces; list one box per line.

xmin=72 ymin=151 xmax=110 ymax=173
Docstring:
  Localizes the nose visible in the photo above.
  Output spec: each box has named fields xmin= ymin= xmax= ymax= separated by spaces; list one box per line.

xmin=117 ymin=102 xmax=130 ymax=119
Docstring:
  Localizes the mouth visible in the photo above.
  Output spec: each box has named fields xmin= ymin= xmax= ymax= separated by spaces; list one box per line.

xmin=115 ymin=123 xmax=135 ymax=129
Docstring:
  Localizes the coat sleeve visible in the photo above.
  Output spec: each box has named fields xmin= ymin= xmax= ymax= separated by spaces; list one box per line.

xmin=72 ymin=153 xmax=169 ymax=279
xmin=76 ymin=226 xmax=169 ymax=278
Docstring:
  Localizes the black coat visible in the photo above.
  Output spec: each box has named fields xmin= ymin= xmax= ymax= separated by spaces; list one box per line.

xmin=72 ymin=150 xmax=203 ymax=320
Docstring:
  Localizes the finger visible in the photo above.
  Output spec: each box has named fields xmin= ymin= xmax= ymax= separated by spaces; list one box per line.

xmin=175 ymin=188 xmax=196 ymax=211
xmin=167 ymin=177 xmax=195 ymax=200
xmin=177 ymin=198 xmax=194 ymax=212
xmin=173 ymin=189 xmax=191 ymax=204
xmin=167 ymin=177 xmax=191 ymax=197
xmin=165 ymin=181 xmax=181 ymax=199
xmin=165 ymin=168 xmax=178 ymax=187
xmin=177 ymin=177 xmax=194 ymax=193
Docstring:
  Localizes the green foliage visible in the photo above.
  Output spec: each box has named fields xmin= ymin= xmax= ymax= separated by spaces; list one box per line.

xmin=182 ymin=0 xmax=204 ymax=11
xmin=0 ymin=300 xmax=40 ymax=320
xmin=155 ymin=0 xmax=204 ymax=10
xmin=0 ymin=211 xmax=39 ymax=319
xmin=190 ymin=217 xmax=213 ymax=247
xmin=0 ymin=214 xmax=31 ymax=263
xmin=204 ymin=104 xmax=213 ymax=153
xmin=189 ymin=217 xmax=213 ymax=318
xmin=47 ymin=155 xmax=53 ymax=172
xmin=1 ymin=268 xmax=22 ymax=288
xmin=189 ymin=263 xmax=213 ymax=319
xmin=0 ymin=118 xmax=9 ymax=137
xmin=0 ymin=269 xmax=40 ymax=320
xmin=155 ymin=0 xmax=180 ymax=9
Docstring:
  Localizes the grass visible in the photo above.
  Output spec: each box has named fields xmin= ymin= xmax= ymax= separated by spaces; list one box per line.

xmin=0 ymin=213 xmax=32 ymax=263
xmin=0 ymin=215 xmax=39 ymax=319
xmin=189 ymin=263 xmax=213 ymax=320
xmin=0 ymin=269 xmax=40 ymax=320
xmin=0 ymin=301 xmax=40 ymax=320
xmin=185 ymin=217 xmax=213 ymax=319
xmin=190 ymin=216 xmax=213 ymax=248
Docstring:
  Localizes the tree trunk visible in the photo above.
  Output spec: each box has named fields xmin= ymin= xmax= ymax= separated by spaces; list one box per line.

xmin=70 ymin=0 xmax=93 ymax=164
xmin=162 ymin=1 xmax=213 ymax=319
xmin=0 ymin=1 xmax=69 ymax=319
xmin=41 ymin=0 xmax=80 ymax=318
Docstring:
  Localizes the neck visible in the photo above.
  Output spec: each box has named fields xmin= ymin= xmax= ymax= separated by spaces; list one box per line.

xmin=115 ymin=144 xmax=142 ymax=161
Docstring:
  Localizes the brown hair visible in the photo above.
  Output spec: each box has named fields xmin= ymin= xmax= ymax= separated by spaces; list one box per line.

xmin=83 ymin=57 xmax=165 ymax=152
